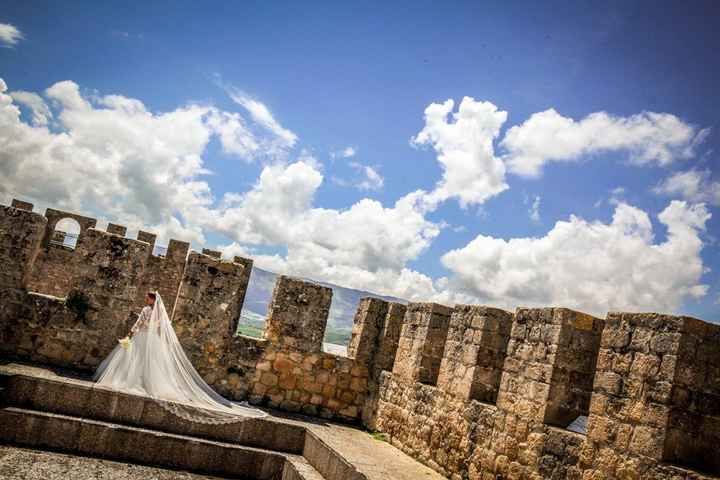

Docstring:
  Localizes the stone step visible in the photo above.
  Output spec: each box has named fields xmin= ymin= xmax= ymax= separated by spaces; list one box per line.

xmin=0 ymin=363 xmax=448 ymax=480
xmin=0 ymin=367 xmax=306 ymax=454
xmin=0 ymin=406 xmax=322 ymax=480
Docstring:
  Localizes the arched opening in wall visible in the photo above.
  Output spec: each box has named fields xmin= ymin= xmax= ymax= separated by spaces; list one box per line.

xmin=51 ymin=218 xmax=81 ymax=249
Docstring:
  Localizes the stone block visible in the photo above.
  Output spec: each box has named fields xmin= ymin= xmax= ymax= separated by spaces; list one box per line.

xmin=202 ymin=248 xmax=222 ymax=259
xmin=0 ymin=205 xmax=47 ymax=289
xmin=106 ymin=222 xmax=127 ymax=236
xmin=264 ymin=276 xmax=332 ymax=353
xmin=392 ymin=302 xmax=452 ymax=385
xmin=136 ymin=230 xmax=157 ymax=248
xmin=495 ymin=308 xmax=603 ymax=427
xmin=11 ymin=199 xmax=33 ymax=211
xmin=436 ymin=305 xmax=513 ymax=403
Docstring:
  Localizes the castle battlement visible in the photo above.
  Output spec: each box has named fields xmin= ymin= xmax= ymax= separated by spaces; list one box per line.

xmin=1 ymin=199 xmax=718 ymax=480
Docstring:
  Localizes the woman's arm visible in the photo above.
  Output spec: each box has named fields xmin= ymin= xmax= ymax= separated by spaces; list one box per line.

xmin=130 ymin=306 xmax=151 ymax=336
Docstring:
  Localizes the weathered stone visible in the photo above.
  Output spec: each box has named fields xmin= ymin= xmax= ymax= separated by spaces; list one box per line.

xmin=264 ymin=276 xmax=331 ymax=353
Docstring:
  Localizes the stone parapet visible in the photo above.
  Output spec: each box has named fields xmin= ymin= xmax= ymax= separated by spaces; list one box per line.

xmin=436 ymin=304 xmax=513 ymax=403
xmin=1 ymin=199 xmax=719 ymax=474
xmin=392 ymin=302 xmax=452 ymax=386
xmin=106 ymin=223 xmax=127 ymax=236
xmin=264 ymin=276 xmax=332 ymax=354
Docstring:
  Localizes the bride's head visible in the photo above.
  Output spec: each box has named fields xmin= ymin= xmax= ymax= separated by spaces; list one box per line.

xmin=145 ymin=292 xmax=157 ymax=306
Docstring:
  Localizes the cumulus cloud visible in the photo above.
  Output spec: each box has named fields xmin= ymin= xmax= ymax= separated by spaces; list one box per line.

xmin=0 ymin=77 xmax=442 ymax=300
xmin=411 ymin=97 xmax=509 ymax=208
xmin=204 ymin=161 xmax=439 ymax=298
xmin=653 ymin=169 xmax=720 ymax=206
xmin=0 ymin=78 xmax=291 ymax=244
xmin=502 ymin=109 xmax=706 ymax=177
xmin=441 ymin=200 xmax=710 ymax=316
xmin=1 ymin=78 xmax=713 ymax=313
xmin=9 ymin=90 xmax=52 ymax=125
xmin=0 ymin=23 xmax=22 ymax=47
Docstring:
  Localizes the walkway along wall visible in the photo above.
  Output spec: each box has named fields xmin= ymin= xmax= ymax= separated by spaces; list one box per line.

xmin=1 ymin=199 xmax=719 ymax=478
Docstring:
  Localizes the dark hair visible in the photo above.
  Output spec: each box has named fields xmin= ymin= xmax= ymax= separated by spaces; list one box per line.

xmin=147 ymin=292 xmax=157 ymax=301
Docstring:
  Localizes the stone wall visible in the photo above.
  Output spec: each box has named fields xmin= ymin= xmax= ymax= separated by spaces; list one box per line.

xmin=136 ymin=238 xmax=189 ymax=315
xmin=436 ymin=305 xmax=512 ymax=403
xmin=172 ymin=251 xmax=251 ymax=390
xmin=376 ymin=307 xmax=719 ymax=480
xmin=2 ymin=198 xmax=719 ymax=476
xmin=392 ymin=303 xmax=452 ymax=386
xmin=581 ymin=312 xmax=720 ymax=478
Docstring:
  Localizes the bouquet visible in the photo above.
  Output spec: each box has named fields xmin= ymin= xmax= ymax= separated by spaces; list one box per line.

xmin=118 ymin=336 xmax=132 ymax=350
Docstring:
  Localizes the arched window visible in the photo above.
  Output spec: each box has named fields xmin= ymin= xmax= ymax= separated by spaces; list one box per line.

xmin=52 ymin=217 xmax=81 ymax=249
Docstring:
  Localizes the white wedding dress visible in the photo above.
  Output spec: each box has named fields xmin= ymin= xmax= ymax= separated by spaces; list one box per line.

xmin=94 ymin=293 xmax=266 ymax=423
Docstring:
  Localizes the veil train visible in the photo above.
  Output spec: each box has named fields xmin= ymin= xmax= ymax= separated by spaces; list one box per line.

xmin=94 ymin=292 xmax=266 ymax=423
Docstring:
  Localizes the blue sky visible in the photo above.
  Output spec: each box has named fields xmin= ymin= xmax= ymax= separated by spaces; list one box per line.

xmin=1 ymin=1 xmax=718 ymax=321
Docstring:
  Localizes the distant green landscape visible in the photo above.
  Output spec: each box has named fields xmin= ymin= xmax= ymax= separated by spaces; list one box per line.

xmin=235 ymin=314 xmax=352 ymax=347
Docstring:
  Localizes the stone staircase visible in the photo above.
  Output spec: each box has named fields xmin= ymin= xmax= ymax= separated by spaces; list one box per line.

xmin=0 ymin=365 xmax=320 ymax=479
xmin=0 ymin=363 xmax=447 ymax=480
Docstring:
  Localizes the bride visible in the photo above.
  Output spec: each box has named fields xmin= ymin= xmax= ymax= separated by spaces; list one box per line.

xmin=94 ymin=291 xmax=266 ymax=423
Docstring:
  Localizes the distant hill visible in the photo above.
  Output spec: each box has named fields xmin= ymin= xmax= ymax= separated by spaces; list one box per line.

xmin=238 ymin=267 xmax=405 ymax=346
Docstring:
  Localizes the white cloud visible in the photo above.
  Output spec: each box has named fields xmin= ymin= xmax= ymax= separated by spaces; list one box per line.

xmin=441 ymin=200 xmax=710 ymax=316
xmin=0 ymin=78 xmax=287 ymax=245
xmin=0 ymin=23 xmax=22 ymax=47
xmin=331 ymin=146 xmax=357 ymax=159
xmin=528 ymin=195 xmax=541 ymax=222
xmin=2 ymin=78 xmax=713 ymax=314
xmin=223 ymin=85 xmax=297 ymax=157
xmin=350 ymin=162 xmax=384 ymax=191
xmin=411 ymin=97 xmax=509 ymax=208
xmin=205 ymin=111 xmax=260 ymax=159
xmin=502 ymin=109 xmax=706 ymax=177
xmin=0 ymin=77 xmax=444 ymax=301
xmin=203 ymin=161 xmax=439 ymax=298
xmin=218 ymin=242 xmax=290 ymax=273
xmin=654 ymin=169 xmax=720 ymax=206
xmin=331 ymin=162 xmax=384 ymax=191
xmin=9 ymin=90 xmax=52 ymax=125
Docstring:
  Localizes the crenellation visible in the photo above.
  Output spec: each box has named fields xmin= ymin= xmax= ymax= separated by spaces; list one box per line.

xmin=0 ymin=205 xmax=47 ymax=290
xmin=201 ymin=248 xmax=222 ymax=259
xmin=136 ymin=230 xmax=157 ymax=249
xmin=11 ymin=199 xmax=34 ymax=211
xmin=172 ymin=252 xmax=249 ymax=392
xmin=392 ymin=302 xmax=452 ymax=386
xmin=348 ymin=297 xmax=389 ymax=364
xmin=436 ymin=305 xmax=513 ymax=403
xmin=2 ymin=198 xmax=720 ymax=476
xmin=67 ymin=228 xmax=151 ymax=356
xmin=136 ymin=237 xmax=189 ymax=315
xmin=264 ymin=275 xmax=332 ymax=354
xmin=583 ymin=312 xmax=720 ymax=477
xmin=496 ymin=308 xmax=604 ymax=427
xmin=41 ymin=208 xmax=97 ymax=247
xmin=106 ymin=223 xmax=127 ymax=236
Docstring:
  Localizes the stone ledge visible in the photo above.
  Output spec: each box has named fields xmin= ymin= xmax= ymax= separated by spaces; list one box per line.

xmin=0 ymin=363 xmax=305 ymax=454
xmin=0 ymin=407 xmax=288 ymax=479
xmin=0 ymin=362 xmax=449 ymax=480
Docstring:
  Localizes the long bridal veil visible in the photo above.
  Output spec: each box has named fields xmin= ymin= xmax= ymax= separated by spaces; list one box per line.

xmin=94 ymin=293 xmax=266 ymax=423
